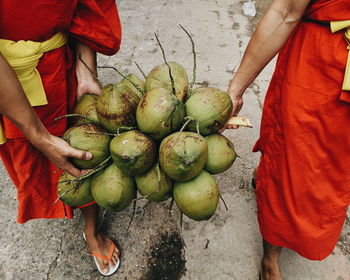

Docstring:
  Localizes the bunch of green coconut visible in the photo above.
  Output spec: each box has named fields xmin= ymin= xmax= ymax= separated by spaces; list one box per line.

xmin=58 ymin=28 xmax=237 ymax=221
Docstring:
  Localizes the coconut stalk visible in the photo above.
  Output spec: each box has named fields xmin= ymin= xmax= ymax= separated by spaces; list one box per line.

xmin=219 ymin=194 xmax=229 ymax=211
xmin=55 ymin=114 xmax=99 ymax=125
xmin=169 ymin=198 xmax=175 ymax=216
xmin=52 ymin=157 xmax=111 ymax=207
xmin=126 ymin=200 xmax=137 ymax=232
xmin=179 ymin=24 xmax=196 ymax=96
xmin=135 ymin=62 xmax=147 ymax=79
xmin=154 ymin=33 xmax=176 ymax=96
xmin=97 ymin=65 xmax=145 ymax=96
xmin=79 ymin=54 xmax=103 ymax=88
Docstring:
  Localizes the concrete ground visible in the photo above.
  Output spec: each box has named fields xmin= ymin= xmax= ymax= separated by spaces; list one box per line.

xmin=0 ymin=0 xmax=350 ymax=279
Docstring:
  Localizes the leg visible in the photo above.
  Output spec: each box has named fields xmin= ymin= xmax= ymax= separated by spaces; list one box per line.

xmin=260 ymin=239 xmax=282 ymax=280
xmin=80 ymin=204 xmax=120 ymax=274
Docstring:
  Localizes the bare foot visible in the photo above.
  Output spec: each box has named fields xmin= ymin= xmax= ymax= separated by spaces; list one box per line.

xmin=84 ymin=232 xmax=120 ymax=274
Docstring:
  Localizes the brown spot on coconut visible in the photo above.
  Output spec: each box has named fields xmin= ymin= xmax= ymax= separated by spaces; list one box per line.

xmin=136 ymin=88 xmax=185 ymax=141
xmin=173 ymin=170 xmax=220 ymax=221
xmin=58 ymin=172 xmax=93 ymax=207
xmin=120 ymin=73 xmax=145 ymax=99
xmin=185 ymin=87 xmax=233 ymax=135
xmin=62 ymin=123 xmax=111 ymax=169
xmin=110 ymin=130 xmax=156 ymax=176
xmin=159 ymin=131 xmax=208 ymax=182
xmin=135 ymin=163 xmax=173 ymax=202
xmin=145 ymin=62 xmax=189 ymax=102
xmin=96 ymin=84 xmax=140 ymax=133
xmin=204 ymin=134 xmax=237 ymax=174
xmin=73 ymin=94 xmax=99 ymax=125
xmin=90 ymin=164 xmax=136 ymax=212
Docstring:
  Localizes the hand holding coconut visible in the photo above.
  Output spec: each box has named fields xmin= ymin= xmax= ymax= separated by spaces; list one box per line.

xmin=0 ymin=53 xmax=93 ymax=177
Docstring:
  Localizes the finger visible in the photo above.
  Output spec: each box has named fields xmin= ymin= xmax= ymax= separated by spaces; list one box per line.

xmin=226 ymin=124 xmax=239 ymax=129
xmin=62 ymin=162 xmax=83 ymax=177
xmin=67 ymin=148 xmax=93 ymax=161
xmin=80 ymin=169 xmax=93 ymax=176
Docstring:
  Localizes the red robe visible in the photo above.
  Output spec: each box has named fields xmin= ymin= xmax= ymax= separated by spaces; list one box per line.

xmin=254 ymin=0 xmax=350 ymax=260
xmin=0 ymin=0 xmax=121 ymax=223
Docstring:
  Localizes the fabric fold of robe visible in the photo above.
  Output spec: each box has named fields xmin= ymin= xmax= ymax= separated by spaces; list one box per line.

xmin=0 ymin=0 xmax=121 ymax=223
xmin=254 ymin=0 xmax=350 ymax=260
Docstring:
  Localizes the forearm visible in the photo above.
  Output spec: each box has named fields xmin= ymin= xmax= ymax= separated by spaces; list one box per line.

xmin=0 ymin=53 xmax=50 ymax=145
xmin=75 ymin=41 xmax=98 ymax=86
xmin=74 ymin=41 xmax=102 ymax=98
xmin=229 ymin=0 xmax=311 ymax=96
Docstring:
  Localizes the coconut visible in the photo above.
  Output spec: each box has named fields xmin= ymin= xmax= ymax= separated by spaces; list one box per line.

xmin=73 ymin=94 xmax=99 ymax=125
xmin=136 ymin=88 xmax=185 ymax=140
xmin=135 ymin=163 xmax=173 ymax=202
xmin=205 ymin=134 xmax=237 ymax=174
xmin=90 ymin=164 xmax=136 ymax=211
xmin=96 ymin=84 xmax=140 ymax=133
xmin=173 ymin=170 xmax=219 ymax=221
xmin=185 ymin=87 xmax=233 ymax=135
xmin=62 ymin=123 xmax=111 ymax=169
xmin=159 ymin=131 xmax=208 ymax=182
xmin=110 ymin=130 xmax=156 ymax=176
xmin=120 ymin=74 xmax=145 ymax=99
xmin=145 ymin=62 xmax=189 ymax=102
xmin=58 ymin=172 xmax=93 ymax=207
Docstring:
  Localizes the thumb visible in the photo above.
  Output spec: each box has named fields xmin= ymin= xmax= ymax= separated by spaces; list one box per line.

xmin=67 ymin=147 xmax=93 ymax=161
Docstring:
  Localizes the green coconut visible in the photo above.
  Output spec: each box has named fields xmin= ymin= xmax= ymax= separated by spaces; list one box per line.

xmin=91 ymin=164 xmax=136 ymax=211
xmin=136 ymin=88 xmax=185 ymax=140
xmin=110 ymin=130 xmax=156 ymax=176
xmin=58 ymin=172 xmax=93 ymax=207
xmin=73 ymin=94 xmax=99 ymax=125
xmin=135 ymin=163 xmax=173 ymax=202
xmin=62 ymin=123 xmax=111 ymax=169
xmin=96 ymin=84 xmax=140 ymax=133
xmin=205 ymin=134 xmax=237 ymax=174
xmin=120 ymin=74 xmax=145 ymax=99
xmin=159 ymin=131 xmax=208 ymax=182
xmin=185 ymin=87 xmax=233 ymax=135
xmin=145 ymin=62 xmax=189 ymax=102
xmin=173 ymin=170 xmax=220 ymax=221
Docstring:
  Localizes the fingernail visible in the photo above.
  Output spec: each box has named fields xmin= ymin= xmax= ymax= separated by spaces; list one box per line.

xmin=86 ymin=152 xmax=92 ymax=160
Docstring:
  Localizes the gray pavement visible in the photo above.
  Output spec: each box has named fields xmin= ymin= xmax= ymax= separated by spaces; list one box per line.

xmin=1 ymin=0 xmax=350 ymax=279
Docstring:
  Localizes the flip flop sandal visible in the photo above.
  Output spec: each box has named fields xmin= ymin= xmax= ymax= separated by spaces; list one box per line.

xmin=83 ymin=233 xmax=120 ymax=276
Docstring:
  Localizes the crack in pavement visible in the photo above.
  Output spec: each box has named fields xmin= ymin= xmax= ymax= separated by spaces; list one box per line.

xmin=46 ymin=235 xmax=64 ymax=280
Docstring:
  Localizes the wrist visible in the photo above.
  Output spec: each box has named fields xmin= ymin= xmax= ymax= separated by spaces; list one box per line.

xmin=25 ymin=123 xmax=52 ymax=148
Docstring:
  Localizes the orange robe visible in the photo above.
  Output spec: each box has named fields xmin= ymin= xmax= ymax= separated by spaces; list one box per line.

xmin=0 ymin=0 xmax=121 ymax=223
xmin=254 ymin=0 xmax=350 ymax=260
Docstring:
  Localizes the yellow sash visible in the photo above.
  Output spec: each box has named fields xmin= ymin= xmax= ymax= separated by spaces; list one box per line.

xmin=0 ymin=32 xmax=68 ymax=144
xmin=331 ymin=20 xmax=350 ymax=91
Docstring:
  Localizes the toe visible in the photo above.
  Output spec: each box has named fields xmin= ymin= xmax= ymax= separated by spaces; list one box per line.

xmin=101 ymin=261 xmax=109 ymax=274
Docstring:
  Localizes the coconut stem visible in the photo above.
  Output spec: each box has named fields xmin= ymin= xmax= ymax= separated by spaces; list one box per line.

xmin=59 ymin=156 xmax=112 ymax=185
xmin=180 ymin=212 xmax=183 ymax=232
xmin=196 ymin=120 xmax=200 ymax=135
xmin=52 ymin=179 xmax=80 ymax=207
xmin=156 ymin=163 xmax=162 ymax=192
xmin=179 ymin=25 xmax=197 ymax=97
xmin=78 ymin=54 xmax=103 ymax=88
xmin=98 ymin=65 xmax=145 ymax=95
xmin=55 ymin=114 xmax=99 ymax=125
xmin=219 ymin=194 xmax=229 ymax=211
xmin=169 ymin=197 xmax=175 ymax=216
xmin=126 ymin=200 xmax=137 ymax=231
xmin=179 ymin=116 xmax=194 ymax=133
xmin=137 ymin=201 xmax=152 ymax=226
xmin=154 ymin=33 xmax=176 ymax=96
xmin=134 ymin=62 xmax=147 ymax=79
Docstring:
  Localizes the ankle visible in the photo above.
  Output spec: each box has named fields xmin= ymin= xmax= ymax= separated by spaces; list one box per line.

xmin=84 ymin=229 xmax=99 ymax=239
